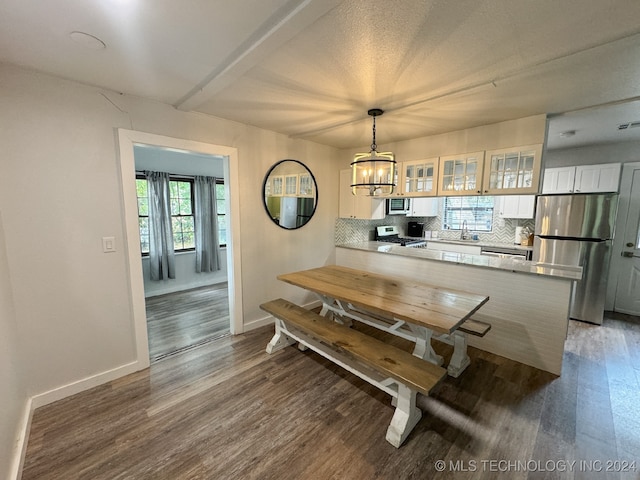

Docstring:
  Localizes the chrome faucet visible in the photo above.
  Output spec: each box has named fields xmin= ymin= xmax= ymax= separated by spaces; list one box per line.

xmin=460 ymin=220 xmax=470 ymax=240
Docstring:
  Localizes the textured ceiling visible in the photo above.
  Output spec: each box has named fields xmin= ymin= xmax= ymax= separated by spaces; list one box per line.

xmin=2 ymin=0 xmax=640 ymax=150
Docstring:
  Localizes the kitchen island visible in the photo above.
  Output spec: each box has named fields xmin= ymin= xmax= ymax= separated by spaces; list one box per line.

xmin=336 ymin=242 xmax=581 ymax=375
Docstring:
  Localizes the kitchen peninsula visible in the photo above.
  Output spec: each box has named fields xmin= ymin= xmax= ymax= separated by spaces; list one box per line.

xmin=336 ymin=242 xmax=581 ymax=375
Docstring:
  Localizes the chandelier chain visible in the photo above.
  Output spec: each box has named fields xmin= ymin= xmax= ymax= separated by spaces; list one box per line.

xmin=371 ymin=116 xmax=377 ymax=151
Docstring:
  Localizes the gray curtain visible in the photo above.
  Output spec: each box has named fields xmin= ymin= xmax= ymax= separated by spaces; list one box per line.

xmin=145 ymin=171 xmax=175 ymax=280
xmin=194 ymin=175 xmax=221 ymax=273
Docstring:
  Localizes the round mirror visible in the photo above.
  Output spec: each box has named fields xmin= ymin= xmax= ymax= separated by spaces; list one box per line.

xmin=263 ymin=159 xmax=318 ymax=229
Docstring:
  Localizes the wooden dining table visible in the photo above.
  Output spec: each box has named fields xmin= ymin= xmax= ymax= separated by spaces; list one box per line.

xmin=276 ymin=265 xmax=490 ymax=377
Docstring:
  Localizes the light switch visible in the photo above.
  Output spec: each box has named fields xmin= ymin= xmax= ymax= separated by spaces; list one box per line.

xmin=102 ymin=236 xmax=116 ymax=253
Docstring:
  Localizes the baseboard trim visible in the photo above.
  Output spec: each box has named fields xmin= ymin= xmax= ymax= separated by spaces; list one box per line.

xmin=30 ymin=359 xmax=145 ymax=409
xmin=8 ymin=397 xmax=33 ymax=480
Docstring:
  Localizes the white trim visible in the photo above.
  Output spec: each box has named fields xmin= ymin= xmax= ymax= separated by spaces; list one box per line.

xmin=30 ymin=361 xmax=142 ymax=408
xmin=8 ymin=398 xmax=32 ymax=480
xmin=8 ymin=357 xmax=143 ymax=480
xmin=116 ymin=129 xmax=244 ymax=367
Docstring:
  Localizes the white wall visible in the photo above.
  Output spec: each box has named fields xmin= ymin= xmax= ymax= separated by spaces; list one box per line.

xmin=0 ymin=62 xmax=338 ymax=414
xmin=141 ymin=250 xmax=228 ymax=297
xmin=0 ymin=211 xmax=27 ymax=480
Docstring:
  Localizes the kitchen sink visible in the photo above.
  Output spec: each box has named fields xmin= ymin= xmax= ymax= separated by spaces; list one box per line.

xmin=438 ymin=239 xmax=480 ymax=244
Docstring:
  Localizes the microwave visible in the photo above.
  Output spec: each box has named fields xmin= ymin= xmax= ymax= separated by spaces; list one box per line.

xmin=386 ymin=198 xmax=411 ymax=215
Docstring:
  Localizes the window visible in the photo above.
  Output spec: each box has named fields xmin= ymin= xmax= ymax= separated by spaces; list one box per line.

xmin=215 ymin=180 xmax=227 ymax=246
xmin=136 ymin=175 xmax=226 ymax=254
xmin=170 ymin=180 xmax=195 ymax=251
xmin=136 ymin=175 xmax=195 ymax=254
xmin=136 ymin=178 xmax=150 ymax=253
xmin=443 ymin=196 xmax=494 ymax=232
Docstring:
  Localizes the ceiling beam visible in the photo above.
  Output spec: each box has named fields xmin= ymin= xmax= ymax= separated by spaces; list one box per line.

xmin=174 ymin=0 xmax=344 ymax=112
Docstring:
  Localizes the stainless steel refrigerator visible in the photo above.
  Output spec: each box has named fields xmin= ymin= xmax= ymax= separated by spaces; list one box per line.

xmin=533 ymin=193 xmax=618 ymax=325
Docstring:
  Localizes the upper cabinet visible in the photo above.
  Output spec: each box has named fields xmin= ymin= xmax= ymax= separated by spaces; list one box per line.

xmin=574 ymin=163 xmax=621 ymax=193
xmin=437 ymin=144 xmax=542 ymax=196
xmin=497 ymin=195 xmax=536 ymax=219
xmin=542 ymin=163 xmax=621 ymax=194
xmin=438 ymin=151 xmax=485 ymax=196
xmin=541 ymin=166 xmax=575 ymax=194
xmin=407 ymin=197 xmax=439 ymax=217
xmin=482 ymin=144 xmax=543 ymax=195
xmin=388 ymin=158 xmax=439 ymax=197
xmin=339 ymin=169 xmax=385 ymax=219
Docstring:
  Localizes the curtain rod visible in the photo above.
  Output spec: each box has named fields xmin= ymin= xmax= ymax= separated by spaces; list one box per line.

xmin=135 ymin=171 xmax=222 ymax=183
xmin=135 ymin=170 xmax=195 ymax=180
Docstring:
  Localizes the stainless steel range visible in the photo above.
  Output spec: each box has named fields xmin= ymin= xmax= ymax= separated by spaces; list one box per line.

xmin=375 ymin=225 xmax=426 ymax=248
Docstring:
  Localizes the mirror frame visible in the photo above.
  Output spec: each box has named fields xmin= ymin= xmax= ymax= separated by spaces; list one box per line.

xmin=262 ymin=159 xmax=318 ymax=230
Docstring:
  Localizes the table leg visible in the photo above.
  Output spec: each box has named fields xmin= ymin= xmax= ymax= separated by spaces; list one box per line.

xmin=386 ymin=384 xmax=422 ymax=448
xmin=265 ymin=319 xmax=296 ymax=354
xmin=409 ymin=325 xmax=444 ymax=366
xmin=447 ymin=331 xmax=471 ymax=377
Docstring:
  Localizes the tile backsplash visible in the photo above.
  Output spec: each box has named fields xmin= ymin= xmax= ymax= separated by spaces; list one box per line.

xmin=335 ymin=208 xmax=535 ymax=245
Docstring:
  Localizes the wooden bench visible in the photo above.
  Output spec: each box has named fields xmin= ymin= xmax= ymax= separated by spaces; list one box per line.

xmin=261 ymin=298 xmax=447 ymax=447
xmin=458 ymin=318 xmax=492 ymax=337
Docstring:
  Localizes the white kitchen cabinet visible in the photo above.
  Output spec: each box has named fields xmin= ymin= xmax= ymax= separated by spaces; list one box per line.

xmin=283 ymin=174 xmax=298 ymax=196
xmin=542 ymin=167 xmax=576 ymax=194
xmin=426 ymin=241 xmax=481 ymax=255
xmin=542 ymin=163 xmax=621 ymax=194
xmin=298 ymin=173 xmax=315 ymax=197
xmin=438 ymin=151 xmax=485 ymax=196
xmin=269 ymin=175 xmax=284 ymax=196
xmin=407 ymin=197 xmax=439 ymax=217
xmin=483 ymin=144 xmax=543 ymax=195
xmin=389 ymin=158 xmax=439 ymax=197
xmin=438 ymin=145 xmax=542 ymax=196
xmin=497 ymin=195 xmax=535 ymax=219
xmin=339 ymin=169 xmax=385 ymax=219
xmin=574 ymin=163 xmax=621 ymax=193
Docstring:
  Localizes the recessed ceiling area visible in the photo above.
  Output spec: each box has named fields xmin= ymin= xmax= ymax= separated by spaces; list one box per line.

xmin=1 ymin=0 xmax=640 ymax=150
xmin=546 ymin=100 xmax=640 ymax=150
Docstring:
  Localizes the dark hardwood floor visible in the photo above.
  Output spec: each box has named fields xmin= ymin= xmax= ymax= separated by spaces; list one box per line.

xmin=145 ymin=283 xmax=230 ymax=362
xmin=22 ymin=312 xmax=640 ymax=479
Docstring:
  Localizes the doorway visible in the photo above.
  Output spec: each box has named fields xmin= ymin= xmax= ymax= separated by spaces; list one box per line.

xmin=117 ymin=129 xmax=243 ymax=370
xmin=609 ymin=161 xmax=640 ymax=316
xmin=134 ymin=144 xmax=231 ymax=361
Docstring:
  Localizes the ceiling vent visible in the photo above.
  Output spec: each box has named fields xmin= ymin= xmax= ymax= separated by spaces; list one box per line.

xmin=617 ymin=121 xmax=640 ymax=130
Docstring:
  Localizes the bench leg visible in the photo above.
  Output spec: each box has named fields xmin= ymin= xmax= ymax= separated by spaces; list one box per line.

xmin=386 ymin=384 xmax=422 ymax=448
xmin=265 ymin=320 xmax=297 ymax=354
xmin=409 ymin=326 xmax=444 ymax=366
xmin=447 ymin=331 xmax=471 ymax=377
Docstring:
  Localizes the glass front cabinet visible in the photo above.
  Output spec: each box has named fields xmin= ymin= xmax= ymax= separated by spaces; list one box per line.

xmin=438 ymin=151 xmax=485 ymax=196
xmin=402 ymin=158 xmax=439 ymax=196
xmin=482 ymin=144 xmax=543 ymax=195
xmin=438 ymin=145 xmax=542 ymax=196
xmin=387 ymin=158 xmax=439 ymax=197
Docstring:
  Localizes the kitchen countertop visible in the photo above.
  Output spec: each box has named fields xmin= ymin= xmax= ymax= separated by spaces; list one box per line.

xmin=337 ymin=242 xmax=581 ymax=281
